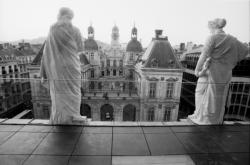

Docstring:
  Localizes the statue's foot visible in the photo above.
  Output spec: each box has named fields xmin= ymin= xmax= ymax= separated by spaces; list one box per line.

xmin=188 ymin=114 xmax=196 ymax=120
xmin=72 ymin=115 xmax=87 ymax=122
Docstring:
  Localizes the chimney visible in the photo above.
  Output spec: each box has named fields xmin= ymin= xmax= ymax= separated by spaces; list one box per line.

xmin=180 ymin=43 xmax=185 ymax=51
xmin=155 ymin=29 xmax=163 ymax=39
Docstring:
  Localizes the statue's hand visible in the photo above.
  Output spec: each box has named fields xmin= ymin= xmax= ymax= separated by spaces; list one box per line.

xmin=195 ymin=70 xmax=199 ymax=77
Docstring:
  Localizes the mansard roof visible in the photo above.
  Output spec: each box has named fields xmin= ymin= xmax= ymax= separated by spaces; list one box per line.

xmin=141 ymin=33 xmax=181 ymax=69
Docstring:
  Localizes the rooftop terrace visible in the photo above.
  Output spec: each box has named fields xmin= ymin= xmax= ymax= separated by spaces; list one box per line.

xmin=0 ymin=120 xmax=249 ymax=165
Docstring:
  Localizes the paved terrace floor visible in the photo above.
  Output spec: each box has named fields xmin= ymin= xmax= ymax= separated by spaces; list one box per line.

xmin=0 ymin=120 xmax=249 ymax=165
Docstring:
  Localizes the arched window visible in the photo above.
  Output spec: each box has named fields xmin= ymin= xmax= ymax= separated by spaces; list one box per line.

xmin=8 ymin=66 xmax=13 ymax=73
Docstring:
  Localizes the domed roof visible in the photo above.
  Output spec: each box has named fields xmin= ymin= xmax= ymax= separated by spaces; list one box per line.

xmin=84 ymin=38 xmax=98 ymax=51
xmin=132 ymin=27 xmax=137 ymax=34
xmin=112 ymin=25 xmax=119 ymax=32
xmin=88 ymin=25 xmax=94 ymax=33
xmin=126 ymin=39 xmax=143 ymax=52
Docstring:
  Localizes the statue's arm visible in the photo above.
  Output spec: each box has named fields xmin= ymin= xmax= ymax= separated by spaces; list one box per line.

xmin=195 ymin=35 xmax=214 ymax=76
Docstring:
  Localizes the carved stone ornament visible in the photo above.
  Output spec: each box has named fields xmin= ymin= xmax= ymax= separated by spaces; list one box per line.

xmin=146 ymin=76 xmax=159 ymax=81
xmin=165 ymin=77 xmax=178 ymax=81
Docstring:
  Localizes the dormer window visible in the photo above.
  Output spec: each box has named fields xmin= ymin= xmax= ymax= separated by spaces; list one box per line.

xmin=150 ymin=58 xmax=158 ymax=67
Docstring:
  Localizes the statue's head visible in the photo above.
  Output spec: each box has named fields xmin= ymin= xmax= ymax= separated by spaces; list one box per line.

xmin=57 ymin=7 xmax=74 ymax=22
xmin=208 ymin=18 xmax=227 ymax=33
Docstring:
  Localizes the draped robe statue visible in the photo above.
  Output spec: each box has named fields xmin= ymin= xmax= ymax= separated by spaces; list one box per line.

xmin=40 ymin=13 xmax=84 ymax=124
xmin=189 ymin=31 xmax=248 ymax=125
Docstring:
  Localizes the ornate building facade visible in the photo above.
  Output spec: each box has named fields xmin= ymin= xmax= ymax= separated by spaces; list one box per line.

xmin=29 ymin=26 xmax=183 ymax=122
xmin=0 ymin=42 xmax=37 ymax=117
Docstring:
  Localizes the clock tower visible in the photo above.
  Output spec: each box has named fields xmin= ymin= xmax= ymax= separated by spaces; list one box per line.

xmin=111 ymin=24 xmax=120 ymax=47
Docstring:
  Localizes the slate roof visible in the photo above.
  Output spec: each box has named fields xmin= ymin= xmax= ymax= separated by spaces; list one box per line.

xmin=126 ymin=39 xmax=143 ymax=52
xmin=31 ymin=43 xmax=45 ymax=65
xmin=84 ymin=38 xmax=98 ymax=51
xmin=0 ymin=47 xmax=23 ymax=57
xmin=141 ymin=38 xmax=181 ymax=69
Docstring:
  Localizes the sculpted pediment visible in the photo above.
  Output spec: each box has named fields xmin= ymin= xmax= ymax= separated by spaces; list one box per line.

xmin=166 ymin=77 xmax=178 ymax=81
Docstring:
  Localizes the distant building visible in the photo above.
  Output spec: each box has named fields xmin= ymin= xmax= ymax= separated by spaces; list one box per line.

xmin=0 ymin=42 xmax=37 ymax=117
xmin=180 ymin=46 xmax=250 ymax=121
xmin=29 ymin=27 xmax=183 ymax=121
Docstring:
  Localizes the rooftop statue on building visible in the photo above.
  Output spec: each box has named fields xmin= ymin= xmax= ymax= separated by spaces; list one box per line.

xmin=40 ymin=7 xmax=86 ymax=124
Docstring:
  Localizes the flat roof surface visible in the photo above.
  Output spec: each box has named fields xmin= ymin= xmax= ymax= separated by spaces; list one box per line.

xmin=0 ymin=123 xmax=249 ymax=165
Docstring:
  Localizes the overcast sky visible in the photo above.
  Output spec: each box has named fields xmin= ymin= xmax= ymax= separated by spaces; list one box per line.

xmin=0 ymin=0 xmax=249 ymax=47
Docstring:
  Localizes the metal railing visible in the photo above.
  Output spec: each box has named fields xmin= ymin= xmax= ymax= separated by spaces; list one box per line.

xmin=0 ymin=77 xmax=249 ymax=122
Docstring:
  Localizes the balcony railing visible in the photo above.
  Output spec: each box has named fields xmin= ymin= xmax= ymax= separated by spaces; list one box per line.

xmin=0 ymin=78 xmax=249 ymax=123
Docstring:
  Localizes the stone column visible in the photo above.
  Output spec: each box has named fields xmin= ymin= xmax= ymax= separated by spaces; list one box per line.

xmin=91 ymin=103 xmax=100 ymax=121
xmin=114 ymin=103 xmax=123 ymax=121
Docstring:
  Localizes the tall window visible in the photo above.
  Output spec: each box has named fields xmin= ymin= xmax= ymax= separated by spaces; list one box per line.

xmin=164 ymin=107 xmax=171 ymax=121
xmin=91 ymin=52 xmax=94 ymax=60
xmin=90 ymin=69 xmax=94 ymax=78
xmin=113 ymin=60 xmax=117 ymax=67
xmin=101 ymin=70 xmax=105 ymax=77
xmin=107 ymin=69 xmax=110 ymax=76
xmin=119 ymin=69 xmax=123 ymax=76
xmin=42 ymin=105 xmax=50 ymax=118
xmin=147 ymin=107 xmax=155 ymax=121
xmin=9 ymin=66 xmax=13 ymax=73
xmin=2 ymin=67 xmax=6 ymax=74
xmin=113 ymin=69 xmax=116 ymax=76
xmin=107 ymin=59 xmax=110 ymax=67
xmin=149 ymin=82 xmax=156 ymax=98
xmin=166 ymin=82 xmax=174 ymax=98
xmin=129 ymin=53 xmax=133 ymax=61
xmin=90 ymin=81 xmax=95 ymax=90
xmin=101 ymin=61 xmax=104 ymax=68
xmin=119 ymin=60 xmax=123 ymax=66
